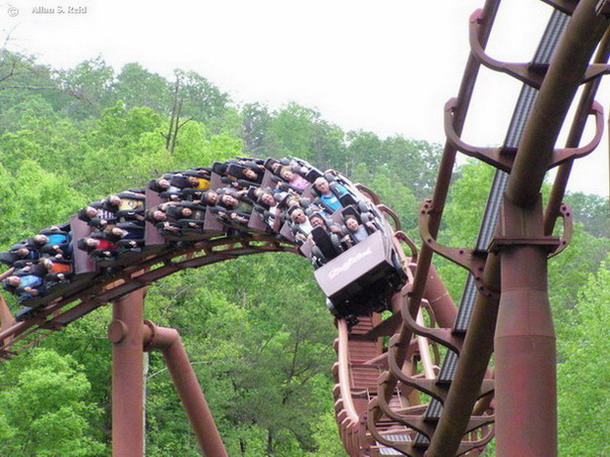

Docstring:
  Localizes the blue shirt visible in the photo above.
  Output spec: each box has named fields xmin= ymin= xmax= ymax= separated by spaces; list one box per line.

xmin=320 ymin=184 xmax=347 ymax=212
xmin=18 ymin=275 xmax=44 ymax=298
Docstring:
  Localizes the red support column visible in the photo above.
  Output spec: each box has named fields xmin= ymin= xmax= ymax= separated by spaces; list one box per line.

xmin=143 ymin=322 xmax=228 ymax=457
xmin=422 ymin=264 xmax=458 ymax=328
xmin=0 ymin=293 xmax=15 ymax=334
xmin=493 ymin=197 xmax=559 ymax=457
xmin=108 ymin=289 xmax=145 ymax=457
xmin=0 ymin=292 xmax=15 ymax=351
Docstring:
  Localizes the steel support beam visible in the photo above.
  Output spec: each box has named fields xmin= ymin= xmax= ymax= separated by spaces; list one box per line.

xmin=143 ymin=322 xmax=228 ymax=457
xmin=427 ymin=1 xmax=609 ymax=456
xmin=494 ymin=197 xmax=558 ymax=457
xmin=498 ymin=4 xmax=608 ymax=453
xmin=108 ymin=289 xmax=145 ymax=457
xmin=423 ymin=264 xmax=458 ymax=328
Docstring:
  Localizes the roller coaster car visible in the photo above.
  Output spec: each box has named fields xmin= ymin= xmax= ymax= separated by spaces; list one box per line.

xmin=212 ymin=161 xmax=228 ymax=175
xmin=309 ymin=226 xmax=343 ymax=263
xmin=304 ymin=167 xmax=323 ymax=183
xmin=314 ymin=230 xmax=405 ymax=318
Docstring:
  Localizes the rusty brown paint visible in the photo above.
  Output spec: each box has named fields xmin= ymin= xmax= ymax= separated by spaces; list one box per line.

xmin=110 ymin=289 xmax=145 ymax=457
xmin=143 ymin=323 xmax=228 ymax=457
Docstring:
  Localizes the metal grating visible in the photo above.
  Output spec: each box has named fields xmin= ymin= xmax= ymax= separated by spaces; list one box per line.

xmin=377 ymin=432 xmax=412 ymax=455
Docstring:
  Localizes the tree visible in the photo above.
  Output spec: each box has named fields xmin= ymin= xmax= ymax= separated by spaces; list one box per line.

xmin=0 ymin=49 xmax=60 ymax=97
xmin=564 ymin=191 xmax=609 ymax=238
xmin=0 ymin=48 xmax=80 ymax=128
xmin=241 ymin=103 xmax=271 ymax=156
xmin=351 ymin=163 xmax=420 ymax=238
xmin=0 ymin=348 xmax=106 ymax=456
xmin=0 ymin=160 xmax=87 ymax=248
xmin=345 ymin=131 xmax=442 ymax=199
xmin=59 ymin=57 xmax=115 ymax=119
xmin=345 ymin=130 xmax=384 ymax=176
xmin=381 ymin=136 xmax=441 ymax=199
xmin=264 ymin=103 xmax=347 ymax=169
xmin=173 ymin=70 xmax=230 ymax=125
xmin=557 ymin=257 xmax=610 ymax=457
xmin=139 ymin=255 xmax=337 ymax=457
xmin=113 ymin=63 xmax=170 ymax=112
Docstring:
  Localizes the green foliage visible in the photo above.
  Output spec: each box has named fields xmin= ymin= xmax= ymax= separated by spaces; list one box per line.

xmin=241 ymin=103 xmax=272 ymax=156
xmin=138 ymin=255 xmax=338 ymax=456
xmin=263 ymin=103 xmax=347 ymax=169
xmin=173 ymin=70 xmax=231 ymax=124
xmin=347 ymin=132 xmax=441 ymax=198
xmin=0 ymin=50 xmax=67 ymax=114
xmin=557 ymin=257 xmax=610 ymax=457
xmin=548 ymin=223 xmax=609 ymax=345
xmin=0 ymin=160 xmax=87 ymax=247
xmin=113 ymin=63 xmax=170 ymax=112
xmin=58 ymin=57 xmax=115 ymax=119
xmin=0 ymin=348 xmax=106 ymax=456
xmin=354 ymin=164 xmax=419 ymax=237
xmin=564 ymin=191 xmax=609 ymax=238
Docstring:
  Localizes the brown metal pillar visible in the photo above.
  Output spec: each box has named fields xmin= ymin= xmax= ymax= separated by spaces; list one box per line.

xmin=493 ymin=197 xmax=559 ymax=457
xmin=143 ymin=322 xmax=228 ymax=457
xmin=108 ymin=289 xmax=145 ymax=457
xmin=0 ymin=292 xmax=15 ymax=335
xmin=422 ymin=264 xmax=458 ymax=328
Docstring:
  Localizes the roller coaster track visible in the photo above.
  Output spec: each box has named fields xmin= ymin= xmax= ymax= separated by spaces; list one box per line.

xmin=1 ymin=1 xmax=609 ymax=456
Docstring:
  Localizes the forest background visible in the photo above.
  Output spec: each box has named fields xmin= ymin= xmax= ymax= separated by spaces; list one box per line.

xmin=0 ymin=50 xmax=608 ymax=456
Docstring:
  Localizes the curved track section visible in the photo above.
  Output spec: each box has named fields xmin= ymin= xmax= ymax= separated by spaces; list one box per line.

xmin=0 ymin=156 xmax=459 ymax=456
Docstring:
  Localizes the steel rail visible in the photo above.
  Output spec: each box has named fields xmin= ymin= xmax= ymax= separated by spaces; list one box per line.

xmin=335 ymin=318 xmax=362 ymax=456
xmin=1 ymin=165 xmax=434 ymax=457
xmin=424 ymin=7 xmax=571 ymax=433
xmin=375 ymin=0 xmax=502 ymax=420
xmin=506 ymin=1 xmax=610 ymax=205
xmin=543 ymin=28 xmax=610 ymax=235
xmin=337 ymin=319 xmax=360 ymax=423
xmin=426 ymin=2 xmax=610 ymax=456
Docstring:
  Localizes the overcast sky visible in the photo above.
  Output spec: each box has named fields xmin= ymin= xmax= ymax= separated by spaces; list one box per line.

xmin=2 ymin=0 xmax=609 ymax=196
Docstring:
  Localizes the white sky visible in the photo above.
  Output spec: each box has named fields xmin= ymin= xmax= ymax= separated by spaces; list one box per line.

xmin=2 ymin=0 xmax=609 ymax=196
